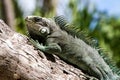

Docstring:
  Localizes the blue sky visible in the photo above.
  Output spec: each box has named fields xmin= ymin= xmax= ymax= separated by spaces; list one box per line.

xmin=18 ymin=0 xmax=120 ymax=17
xmin=58 ymin=0 xmax=120 ymax=17
xmin=91 ymin=0 xmax=120 ymax=16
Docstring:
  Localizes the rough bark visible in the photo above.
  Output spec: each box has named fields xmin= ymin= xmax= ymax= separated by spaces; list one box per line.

xmin=0 ymin=19 xmax=95 ymax=80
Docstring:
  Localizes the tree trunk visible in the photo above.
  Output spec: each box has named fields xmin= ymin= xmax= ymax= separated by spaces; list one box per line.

xmin=1 ymin=0 xmax=15 ymax=29
xmin=0 ymin=19 xmax=96 ymax=80
xmin=41 ymin=0 xmax=57 ymax=17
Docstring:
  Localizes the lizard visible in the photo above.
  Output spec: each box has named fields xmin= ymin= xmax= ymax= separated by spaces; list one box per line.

xmin=25 ymin=16 xmax=120 ymax=80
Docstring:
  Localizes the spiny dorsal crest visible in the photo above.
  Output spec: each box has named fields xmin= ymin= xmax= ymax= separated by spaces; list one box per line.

xmin=54 ymin=15 xmax=97 ymax=47
xmin=54 ymin=16 xmax=68 ymax=29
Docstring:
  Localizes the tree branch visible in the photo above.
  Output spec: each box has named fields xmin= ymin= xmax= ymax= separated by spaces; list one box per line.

xmin=0 ymin=19 xmax=96 ymax=80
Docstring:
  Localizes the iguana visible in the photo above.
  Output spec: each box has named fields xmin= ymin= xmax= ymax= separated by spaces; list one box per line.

xmin=25 ymin=16 xmax=120 ymax=80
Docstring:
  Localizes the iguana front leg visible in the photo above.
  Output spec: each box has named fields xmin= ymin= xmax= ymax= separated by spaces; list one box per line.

xmin=29 ymin=38 xmax=62 ymax=54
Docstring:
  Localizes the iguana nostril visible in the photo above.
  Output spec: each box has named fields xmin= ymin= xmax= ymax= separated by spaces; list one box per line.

xmin=25 ymin=17 xmax=28 ymax=21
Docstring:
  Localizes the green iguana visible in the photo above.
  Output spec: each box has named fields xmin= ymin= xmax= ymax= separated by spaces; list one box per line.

xmin=25 ymin=16 xmax=120 ymax=80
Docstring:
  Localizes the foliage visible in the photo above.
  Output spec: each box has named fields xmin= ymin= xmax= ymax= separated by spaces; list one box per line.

xmin=69 ymin=0 xmax=120 ymax=67
xmin=98 ymin=16 xmax=120 ymax=66
xmin=13 ymin=0 xmax=26 ymax=34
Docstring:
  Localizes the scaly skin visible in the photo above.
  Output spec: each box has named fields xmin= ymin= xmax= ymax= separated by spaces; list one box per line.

xmin=25 ymin=16 xmax=119 ymax=80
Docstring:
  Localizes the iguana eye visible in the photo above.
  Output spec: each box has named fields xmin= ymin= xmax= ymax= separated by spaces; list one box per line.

xmin=34 ymin=17 xmax=42 ymax=22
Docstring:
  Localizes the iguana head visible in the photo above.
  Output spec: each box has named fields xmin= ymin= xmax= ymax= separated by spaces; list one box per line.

xmin=25 ymin=16 xmax=52 ymax=37
xmin=25 ymin=16 xmax=69 ymax=36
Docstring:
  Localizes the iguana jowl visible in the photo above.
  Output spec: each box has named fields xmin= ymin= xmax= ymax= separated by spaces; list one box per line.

xmin=25 ymin=16 xmax=119 ymax=80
